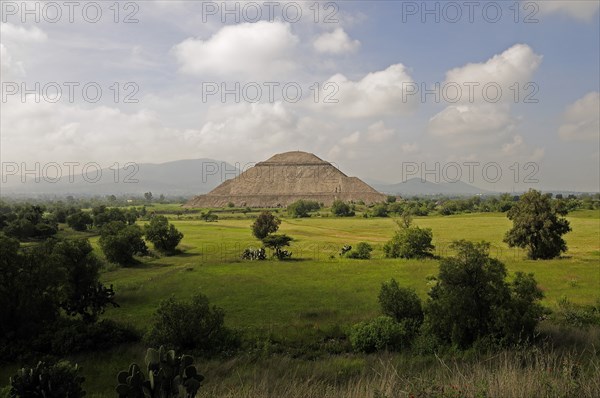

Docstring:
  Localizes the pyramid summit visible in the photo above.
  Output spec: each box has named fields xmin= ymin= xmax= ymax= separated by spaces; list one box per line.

xmin=185 ymin=151 xmax=387 ymax=208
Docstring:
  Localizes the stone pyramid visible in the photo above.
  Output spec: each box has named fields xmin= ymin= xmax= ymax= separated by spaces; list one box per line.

xmin=184 ymin=151 xmax=387 ymax=208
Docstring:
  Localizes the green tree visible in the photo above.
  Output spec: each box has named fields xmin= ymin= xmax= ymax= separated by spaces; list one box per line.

xmin=66 ymin=211 xmax=93 ymax=232
xmin=145 ymin=216 xmax=184 ymax=253
xmin=504 ymin=189 xmax=571 ymax=259
xmin=261 ymin=234 xmax=293 ymax=260
xmin=426 ymin=240 xmax=544 ymax=348
xmin=99 ymin=221 xmax=148 ymax=265
xmin=251 ymin=211 xmax=280 ymax=240
xmin=331 ymin=200 xmax=355 ymax=217
xmin=144 ymin=192 xmax=153 ymax=202
xmin=0 ymin=234 xmax=62 ymax=343
xmin=51 ymin=238 xmax=118 ymax=322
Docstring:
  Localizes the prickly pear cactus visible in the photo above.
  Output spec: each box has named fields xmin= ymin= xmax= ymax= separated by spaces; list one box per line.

xmin=116 ymin=347 xmax=204 ymax=398
xmin=9 ymin=361 xmax=86 ymax=398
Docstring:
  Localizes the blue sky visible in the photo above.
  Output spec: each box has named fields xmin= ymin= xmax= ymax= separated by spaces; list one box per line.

xmin=1 ymin=1 xmax=599 ymax=191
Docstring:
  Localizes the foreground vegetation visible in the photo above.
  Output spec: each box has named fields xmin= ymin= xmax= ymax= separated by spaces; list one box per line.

xmin=0 ymin=193 xmax=599 ymax=397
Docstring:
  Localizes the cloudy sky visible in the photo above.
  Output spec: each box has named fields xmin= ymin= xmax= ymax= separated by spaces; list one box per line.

xmin=1 ymin=0 xmax=599 ymax=192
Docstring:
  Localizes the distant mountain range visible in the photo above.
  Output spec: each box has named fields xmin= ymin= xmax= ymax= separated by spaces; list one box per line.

xmin=1 ymin=157 xmax=493 ymax=197
xmin=372 ymin=178 xmax=492 ymax=196
xmin=1 ymin=159 xmax=239 ymax=197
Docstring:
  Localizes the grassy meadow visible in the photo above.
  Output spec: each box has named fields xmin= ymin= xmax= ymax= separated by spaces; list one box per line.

xmin=2 ymin=208 xmax=599 ymax=397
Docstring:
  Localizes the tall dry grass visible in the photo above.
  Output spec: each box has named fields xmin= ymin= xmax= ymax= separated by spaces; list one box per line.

xmin=194 ymin=345 xmax=600 ymax=398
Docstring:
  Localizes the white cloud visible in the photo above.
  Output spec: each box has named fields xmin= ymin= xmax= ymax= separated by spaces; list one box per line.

xmin=365 ymin=121 xmax=394 ymax=143
xmin=537 ymin=0 xmax=600 ymax=22
xmin=173 ymin=21 xmax=299 ymax=79
xmin=0 ymin=99 xmax=193 ymax=165
xmin=400 ymin=142 xmax=419 ymax=154
xmin=313 ymin=28 xmax=360 ymax=54
xmin=318 ymin=64 xmax=416 ymax=118
xmin=430 ymin=44 xmax=542 ymax=145
xmin=429 ymin=104 xmax=516 ymax=140
xmin=0 ymin=23 xmax=48 ymax=43
xmin=0 ymin=23 xmax=48 ymax=80
xmin=559 ymin=92 xmax=600 ymax=141
xmin=444 ymin=43 xmax=542 ymax=103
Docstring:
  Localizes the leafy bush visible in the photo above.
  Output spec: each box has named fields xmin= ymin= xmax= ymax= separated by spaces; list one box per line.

xmin=145 ymin=216 xmax=184 ymax=253
xmin=331 ymin=200 xmax=355 ymax=217
xmin=350 ymin=316 xmax=411 ymax=353
xmin=378 ymin=279 xmax=424 ymax=326
xmin=556 ymin=297 xmax=600 ymax=328
xmin=9 ymin=361 xmax=86 ymax=398
xmin=287 ymin=200 xmax=320 ymax=218
xmin=99 ymin=221 xmax=148 ymax=265
xmin=345 ymin=242 xmax=372 ymax=259
xmin=46 ymin=319 xmax=139 ymax=356
xmin=200 ymin=211 xmax=218 ymax=222
xmin=251 ymin=211 xmax=280 ymax=240
xmin=370 ymin=204 xmax=389 ymax=217
xmin=425 ymin=240 xmax=545 ymax=348
xmin=145 ymin=294 xmax=239 ymax=356
xmin=383 ymin=226 xmax=434 ymax=259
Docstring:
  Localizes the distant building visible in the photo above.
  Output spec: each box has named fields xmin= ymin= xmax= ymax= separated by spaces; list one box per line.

xmin=185 ymin=151 xmax=386 ymax=208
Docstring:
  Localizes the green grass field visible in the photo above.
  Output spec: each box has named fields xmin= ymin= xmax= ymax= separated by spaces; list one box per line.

xmin=3 ymin=209 xmax=599 ymax=397
xmin=98 ymin=210 xmax=600 ymax=335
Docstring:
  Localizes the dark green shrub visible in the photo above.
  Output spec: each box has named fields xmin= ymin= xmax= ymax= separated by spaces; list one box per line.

xmin=331 ymin=200 xmax=355 ymax=217
xmin=145 ymin=216 xmax=184 ymax=253
xmin=371 ymin=204 xmax=389 ymax=217
xmin=345 ymin=242 xmax=372 ymax=259
xmin=9 ymin=361 xmax=85 ymax=398
xmin=426 ymin=240 xmax=545 ymax=348
xmin=46 ymin=319 xmax=139 ymax=355
xmin=287 ymin=200 xmax=320 ymax=218
xmin=350 ymin=316 xmax=411 ymax=353
xmin=145 ymin=294 xmax=239 ymax=356
xmin=378 ymin=279 xmax=423 ymax=326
